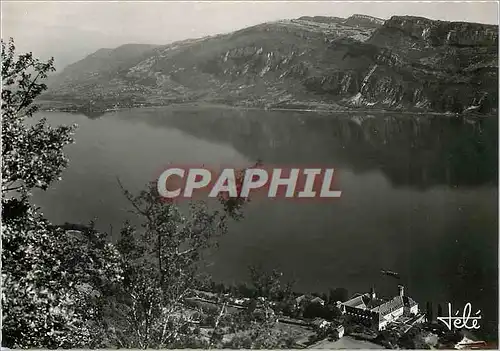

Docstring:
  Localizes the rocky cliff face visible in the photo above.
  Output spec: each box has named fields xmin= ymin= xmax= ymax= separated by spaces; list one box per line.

xmin=380 ymin=16 xmax=498 ymax=47
xmin=44 ymin=15 xmax=498 ymax=115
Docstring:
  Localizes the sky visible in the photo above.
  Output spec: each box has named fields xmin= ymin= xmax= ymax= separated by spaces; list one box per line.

xmin=2 ymin=0 xmax=499 ymax=69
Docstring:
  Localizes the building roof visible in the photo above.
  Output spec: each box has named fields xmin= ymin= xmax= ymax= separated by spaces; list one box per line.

xmin=403 ymin=295 xmax=418 ymax=308
xmin=295 ymin=294 xmax=307 ymax=304
xmin=343 ymin=291 xmax=419 ymax=317
xmin=296 ymin=295 xmax=325 ymax=305
xmin=311 ymin=296 xmax=325 ymax=304
xmin=343 ymin=294 xmax=368 ymax=309
xmin=366 ymin=297 xmax=387 ymax=309
xmin=371 ymin=296 xmax=404 ymax=316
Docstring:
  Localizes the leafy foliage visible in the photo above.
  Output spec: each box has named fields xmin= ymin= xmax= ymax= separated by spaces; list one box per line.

xmin=328 ymin=287 xmax=349 ymax=303
xmin=98 ymin=181 xmax=230 ymax=347
xmin=100 ymin=179 xmax=273 ymax=348
xmin=216 ymin=160 xmax=262 ymax=220
xmin=2 ymin=205 xmax=123 ymax=348
xmin=1 ymin=38 xmax=118 ymax=348
xmin=1 ymin=38 xmax=75 ymax=197
xmin=249 ymin=264 xmax=285 ymax=300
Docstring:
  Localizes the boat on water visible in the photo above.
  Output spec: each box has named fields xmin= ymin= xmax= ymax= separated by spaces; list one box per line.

xmin=381 ymin=269 xmax=400 ymax=278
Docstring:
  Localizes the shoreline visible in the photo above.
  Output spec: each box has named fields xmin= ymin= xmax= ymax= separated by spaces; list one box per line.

xmin=37 ymin=100 xmax=494 ymax=118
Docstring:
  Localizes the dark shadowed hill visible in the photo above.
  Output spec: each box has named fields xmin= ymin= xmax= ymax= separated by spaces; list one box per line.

xmin=43 ymin=14 xmax=498 ymax=115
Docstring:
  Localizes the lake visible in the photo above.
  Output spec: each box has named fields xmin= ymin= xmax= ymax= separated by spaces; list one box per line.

xmin=33 ymin=106 xmax=498 ymax=339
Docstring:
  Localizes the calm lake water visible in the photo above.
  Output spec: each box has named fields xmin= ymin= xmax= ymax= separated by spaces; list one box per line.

xmin=33 ymin=106 xmax=498 ymax=339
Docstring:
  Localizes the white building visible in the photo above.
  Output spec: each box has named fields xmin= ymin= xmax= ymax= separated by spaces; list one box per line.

xmin=340 ymin=285 xmax=419 ymax=331
xmin=334 ymin=325 xmax=345 ymax=339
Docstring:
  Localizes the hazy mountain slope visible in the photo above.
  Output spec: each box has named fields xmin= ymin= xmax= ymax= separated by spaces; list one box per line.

xmin=47 ymin=43 xmax=160 ymax=94
xmin=43 ymin=14 xmax=498 ymax=114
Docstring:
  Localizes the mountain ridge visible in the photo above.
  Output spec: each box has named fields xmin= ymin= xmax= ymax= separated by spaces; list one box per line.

xmin=43 ymin=14 xmax=498 ymax=115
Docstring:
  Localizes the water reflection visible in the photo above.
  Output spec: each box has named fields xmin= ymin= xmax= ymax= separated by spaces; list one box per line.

xmin=119 ymin=107 xmax=498 ymax=190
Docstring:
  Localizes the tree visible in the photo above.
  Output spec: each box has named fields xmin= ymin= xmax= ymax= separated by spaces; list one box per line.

xmin=426 ymin=301 xmax=434 ymax=322
xmin=98 ymin=177 xmax=261 ymax=348
xmin=1 ymin=38 xmax=75 ymax=204
xmin=210 ymin=265 xmax=297 ymax=348
xmin=399 ymin=325 xmax=426 ymax=349
xmin=98 ymin=181 xmax=231 ymax=347
xmin=441 ymin=329 xmax=464 ymax=347
xmin=248 ymin=264 xmax=286 ymax=300
xmin=303 ymin=301 xmax=326 ymax=319
xmin=2 ymin=209 xmax=124 ymax=347
xmin=237 ymin=282 xmax=257 ymax=298
xmin=319 ymin=292 xmax=328 ymax=303
xmin=100 ymin=159 xmax=283 ymax=348
xmin=104 ymin=181 xmax=297 ymax=348
xmin=375 ymin=330 xmax=400 ymax=349
xmin=220 ymin=302 xmax=285 ymax=349
xmin=1 ymin=38 xmax=124 ymax=348
xmin=437 ymin=304 xmax=443 ymax=319
xmin=328 ymin=287 xmax=349 ymax=304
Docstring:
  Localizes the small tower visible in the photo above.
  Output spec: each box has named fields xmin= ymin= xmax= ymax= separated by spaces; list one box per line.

xmin=370 ymin=286 xmax=376 ymax=299
xmin=398 ymin=284 xmax=405 ymax=297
